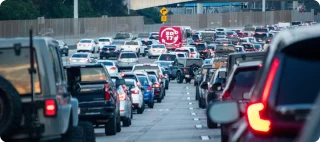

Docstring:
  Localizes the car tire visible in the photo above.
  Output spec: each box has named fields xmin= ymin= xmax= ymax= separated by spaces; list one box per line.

xmin=157 ymin=98 xmax=162 ymax=103
xmin=185 ymin=78 xmax=191 ymax=83
xmin=92 ymin=48 xmax=95 ymax=53
xmin=137 ymin=102 xmax=145 ymax=114
xmin=165 ymin=84 xmax=169 ymax=90
xmin=61 ymin=125 xmax=86 ymax=142
xmin=198 ymin=96 xmax=202 ymax=108
xmin=201 ymin=98 xmax=206 ymax=109
xmin=148 ymin=101 xmax=154 ymax=108
xmin=143 ymin=53 xmax=146 ymax=57
xmin=104 ymin=115 xmax=117 ymax=135
xmin=116 ymin=114 xmax=121 ymax=132
xmin=78 ymin=121 xmax=96 ymax=142
xmin=122 ymin=118 xmax=131 ymax=127
xmin=207 ymin=117 xmax=218 ymax=129
xmin=177 ymin=72 xmax=183 ymax=83
xmin=148 ymin=56 xmax=151 ymax=59
xmin=195 ymin=87 xmax=199 ymax=100
xmin=0 ymin=76 xmax=22 ymax=137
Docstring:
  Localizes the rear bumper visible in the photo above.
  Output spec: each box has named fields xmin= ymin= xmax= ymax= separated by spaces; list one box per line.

xmin=100 ymin=52 xmax=119 ymax=57
xmin=118 ymin=62 xmax=136 ymax=68
xmin=153 ymin=88 xmax=162 ymax=99
xmin=143 ymin=92 xmax=153 ymax=102
xmin=78 ymin=106 xmax=115 ymax=122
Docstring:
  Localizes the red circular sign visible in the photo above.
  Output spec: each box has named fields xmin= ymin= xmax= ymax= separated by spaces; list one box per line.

xmin=160 ymin=27 xmax=179 ymax=45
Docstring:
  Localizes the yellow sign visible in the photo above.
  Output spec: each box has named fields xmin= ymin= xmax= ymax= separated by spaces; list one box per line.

xmin=161 ymin=16 xmax=167 ymax=22
xmin=160 ymin=7 xmax=169 ymax=15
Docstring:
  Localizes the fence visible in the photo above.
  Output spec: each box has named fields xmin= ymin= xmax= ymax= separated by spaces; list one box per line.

xmin=0 ymin=10 xmax=315 ymax=44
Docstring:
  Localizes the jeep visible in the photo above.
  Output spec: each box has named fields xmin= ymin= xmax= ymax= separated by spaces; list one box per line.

xmin=169 ymin=58 xmax=203 ymax=83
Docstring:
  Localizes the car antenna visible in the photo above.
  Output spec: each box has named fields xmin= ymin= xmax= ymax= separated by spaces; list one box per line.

xmin=28 ymin=28 xmax=43 ymax=137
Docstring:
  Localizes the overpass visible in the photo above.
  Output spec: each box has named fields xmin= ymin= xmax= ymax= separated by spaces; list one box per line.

xmin=129 ymin=0 xmax=308 ymax=10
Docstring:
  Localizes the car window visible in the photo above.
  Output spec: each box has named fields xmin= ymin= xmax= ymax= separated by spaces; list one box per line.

xmin=121 ymin=53 xmax=136 ymax=58
xmin=97 ymin=62 xmax=113 ymax=66
xmin=72 ymin=54 xmax=88 ymax=58
xmin=229 ymin=67 xmax=259 ymax=100
xmin=186 ymin=59 xmax=203 ymax=66
xmin=80 ymin=40 xmax=92 ymax=43
xmin=99 ymin=39 xmax=110 ymax=42
xmin=125 ymin=41 xmax=138 ymax=45
xmin=276 ymin=56 xmax=320 ymax=105
xmin=137 ymin=76 xmax=149 ymax=86
xmin=0 ymin=47 xmax=41 ymax=95
xmin=159 ymin=54 xmax=176 ymax=61
xmin=152 ymin=45 xmax=165 ymax=48
xmin=80 ymin=67 xmax=107 ymax=82
xmin=112 ymin=41 xmax=125 ymax=45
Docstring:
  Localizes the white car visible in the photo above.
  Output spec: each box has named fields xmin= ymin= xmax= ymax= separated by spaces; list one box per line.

xmin=68 ymin=53 xmax=96 ymax=64
xmin=124 ymin=79 xmax=145 ymax=114
xmin=122 ymin=40 xmax=146 ymax=57
xmin=175 ymin=47 xmax=191 ymax=57
xmin=77 ymin=39 xmax=99 ymax=53
xmin=187 ymin=47 xmax=200 ymax=58
xmin=96 ymin=60 xmax=118 ymax=75
xmin=98 ymin=37 xmax=113 ymax=48
xmin=148 ymin=44 xmax=167 ymax=58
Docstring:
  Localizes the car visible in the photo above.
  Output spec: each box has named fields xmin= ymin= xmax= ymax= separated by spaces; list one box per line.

xmin=99 ymin=45 xmax=120 ymax=59
xmin=142 ymin=39 xmax=158 ymax=53
xmin=226 ymin=52 xmax=266 ymax=74
xmin=55 ymin=40 xmax=69 ymax=56
xmin=96 ymin=60 xmax=118 ymax=75
xmin=148 ymin=44 xmax=167 ymax=59
xmin=253 ymin=32 xmax=268 ymax=43
xmin=0 ymin=37 xmax=94 ymax=141
xmin=198 ymin=68 xmax=216 ymax=109
xmin=203 ymin=59 xmax=211 ymax=65
xmin=254 ymin=26 xmax=269 ymax=33
xmin=194 ymin=64 xmax=213 ymax=87
xmin=225 ymin=31 xmax=238 ymax=38
xmin=98 ymin=37 xmax=113 ymax=48
xmin=214 ymin=44 xmax=237 ymax=57
xmin=208 ymin=26 xmax=320 ymax=142
xmin=148 ymin=74 xmax=165 ymax=103
xmin=135 ymin=71 xmax=155 ymax=108
xmin=114 ymin=32 xmax=135 ymax=40
xmin=188 ymin=46 xmax=200 ymax=58
xmin=117 ymin=52 xmax=139 ymax=70
xmin=235 ymin=45 xmax=245 ymax=52
xmin=157 ymin=53 xmax=178 ymax=62
xmin=111 ymin=40 xmax=126 ymax=50
xmin=69 ymin=53 xmax=97 ymax=64
xmin=137 ymin=32 xmax=151 ymax=40
xmin=77 ymin=39 xmax=99 ymax=53
xmin=175 ymin=47 xmax=191 ymax=57
xmin=111 ymin=74 xmax=133 ymax=127
xmin=189 ymin=43 xmax=209 ymax=59
xmin=168 ymin=58 xmax=203 ymax=83
xmin=124 ymin=79 xmax=145 ymax=114
xmin=64 ymin=63 xmax=121 ymax=135
xmin=122 ymin=40 xmax=146 ymax=57
xmin=241 ymin=42 xmax=256 ymax=52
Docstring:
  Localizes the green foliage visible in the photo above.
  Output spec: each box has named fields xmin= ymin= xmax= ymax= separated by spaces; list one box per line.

xmin=0 ymin=0 xmax=40 ymax=20
xmin=136 ymin=8 xmax=162 ymax=24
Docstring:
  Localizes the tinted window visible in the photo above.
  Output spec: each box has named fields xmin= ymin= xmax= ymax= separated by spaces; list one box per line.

xmin=97 ymin=62 xmax=113 ymax=66
xmin=229 ymin=67 xmax=259 ymax=100
xmin=226 ymin=31 xmax=234 ymax=34
xmin=159 ymin=54 xmax=176 ymax=61
xmin=138 ymin=33 xmax=150 ymax=38
xmin=152 ymin=45 xmax=165 ymax=48
xmin=99 ymin=39 xmax=110 ymax=42
xmin=112 ymin=41 xmax=125 ymax=45
xmin=190 ymin=48 xmax=195 ymax=52
xmin=121 ymin=53 xmax=136 ymax=58
xmin=138 ymin=76 xmax=149 ymax=85
xmin=177 ymin=54 xmax=185 ymax=57
xmin=186 ymin=59 xmax=203 ymax=66
xmin=125 ymin=41 xmax=138 ymax=45
xmin=242 ymin=44 xmax=255 ymax=50
xmin=80 ymin=67 xmax=107 ymax=82
xmin=192 ymin=35 xmax=200 ymax=40
xmin=80 ymin=40 xmax=92 ymax=43
xmin=133 ymin=66 xmax=159 ymax=73
xmin=72 ymin=54 xmax=88 ymax=58
xmin=148 ymin=75 xmax=158 ymax=83
xmin=276 ymin=56 xmax=320 ymax=105
xmin=0 ymin=47 xmax=41 ymax=95
xmin=255 ymin=29 xmax=268 ymax=33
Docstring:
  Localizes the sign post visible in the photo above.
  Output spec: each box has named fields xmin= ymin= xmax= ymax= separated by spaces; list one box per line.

xmin=160 ymin=7 xmax=168 ymax=23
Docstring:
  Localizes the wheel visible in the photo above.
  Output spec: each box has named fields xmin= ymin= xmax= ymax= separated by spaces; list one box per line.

xmin=97 ymin=47 xmax=100 ymax=53
xmin=122 ymin=118 xmax=131 ymax=127
xmin=137 ymin=102 xmax=145 ymax=114
xmin=148 ymin=56 xmax=151 ymax=59
xmin=177 ymin=72 xmax=183 ymax=83
xmin=104 ymin=115 xmax=117 ymax=135
xmin=165 ymin=83 xmax=169 ymax=90
xmin=100 ymin=57 xmax=103 ymax=59
xmin=185 ymin=78 xmax=191 ymax=83
xmin=200 ymin=98 xmax=206 ymax=109
xmin=195 ymin=87 xmax=199 ymax=100
xmin=78 ymin=121 xmax=96 ymax=142
xmin=157 ymin=98 xmax=162 ymax=103
xmin=148 ymin=101 xmax=154 ymax=108
xmin=92 ymin=48 xmax=95 ymax=53
xmin=143 ymin=53 xmax=146 ymax=57
xmin=61 ymin=125 xmax=86 ymax=142
xmin=198 ymin=96 xmax=202 ymax=108
xmin=0 ymin=76 xmax=22 ymax=137
xmin=207 ymin=116 xmax=218 ymax=129
xmin=116 ymin=114 xmax=121 ymax=132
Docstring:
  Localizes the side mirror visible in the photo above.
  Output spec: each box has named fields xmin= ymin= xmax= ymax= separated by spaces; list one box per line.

xmin=207 ymin=101 xmax=240 ymax=124
xmin=116 ymin=79 xmax=125 ymax=86
xmin=243 ymin=92 xmax=251 ymax=99
xmin=200 ymin=83 xmax=208 ymax=90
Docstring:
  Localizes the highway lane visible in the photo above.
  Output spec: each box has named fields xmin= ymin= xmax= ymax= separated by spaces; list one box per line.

xmin=62 ymin=50 xmax=220 ymax=142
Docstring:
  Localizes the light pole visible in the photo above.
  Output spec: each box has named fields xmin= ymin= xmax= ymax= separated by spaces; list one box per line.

xmin=262 ymin=0 xmax=266 ymax=11
xmin=74 ymin=0 xmax=79 ymax=36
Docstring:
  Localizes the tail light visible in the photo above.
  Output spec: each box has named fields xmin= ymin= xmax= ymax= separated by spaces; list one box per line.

xmin=119 ymin=94 xmax=126 ymax=101
xmin=154 ymin=83 xmax=160 ymax=88
xmin=68 ymin=58 xmax=71 ymax=61
xmin=110 ymin=67 xmax=117 ymax=70
xmin=147 ymin=86 xmax=152 ymax=92
xmin=183 ymin=67 xmax=187 ymax=72
xmin=88 ymin=44 xmax=91 ymax=46
xmin=202 ymin=49 xmax=207 ymax=52
xmin=160 ymin=74 xmax=163 ymax=78
xmin=132 ymin=89 xmax=139 ymax=94
xmin=221 ymin=91 xmax=231 ymax=101
xmin=99 ymin=49 xmax=102 ymax=52
xmin=45 ymin=99 xmax=57 ymax=117
xmin=115 ymin=50 xmax=118 ymax=52
xmin=246 ymin=58 xmax=279 ymax=133
xmin=104 ymin=84 xmax=111 ymax=100
xmin=120 ymin=73 xmax=125 ymax=77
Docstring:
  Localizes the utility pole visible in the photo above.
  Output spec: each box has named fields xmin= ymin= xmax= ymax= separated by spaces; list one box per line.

xmin=127 ymin=0 xmax=130 ymax=15
xmin=262 ymin=0 xmax=266 ymax=11
xmin=74 ymin=0 xmax=78 ymax=36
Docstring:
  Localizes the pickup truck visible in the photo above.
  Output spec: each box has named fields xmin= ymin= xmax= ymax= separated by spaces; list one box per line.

xmin=64 ymin=63 xmax=121 ymax=136
xmin=122 ymin=40 xmax=146 ymax=57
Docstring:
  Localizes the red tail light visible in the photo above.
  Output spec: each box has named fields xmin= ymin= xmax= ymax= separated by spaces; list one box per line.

xmin=88 ymin=44 xmax=91 ymax=46
xmin=191 ymin=52 xmax=196 ymax=54
xmin=110 ymin=67 xmax=117 ymax=70
xmin=147 ymin=86 xmax=152 ymax=92
xmin=115 ymin=50 xmax=118 ymax=52
xmin=132 ymin=89 xmax=139 ymax=94
xmin=119 ymin=94 xmax=126 ymax=101
xmin=154 ymin=83 xmax=160 ymax=88
xmin=68 ymin=58 xmax=71 ymax=61
xmin=99 ymin=49 xmax=102 ymax=52
xmin=45 ymin=99 xmax=57 ymax=117
xmin=183 ymin=67 xmax=187 ymax=72
xmin=246 ymin=58 xmax=279 ymax=133
xmin=221 ymin=91 xmax=231 ymax=101
xmin=104 ymin=84 xmax=111 ymax=100
xmin=118 ymin=59 xmax=121 ymax=62
xmin=202 ymin=49 xmax=207 ymax=52
xmin=160 ymin=74 xmax=163 ymax=78
xmin=84 ymin=58 xmax=89 ymax=62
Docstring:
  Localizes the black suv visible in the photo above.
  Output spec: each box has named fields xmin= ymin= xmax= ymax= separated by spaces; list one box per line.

xmin=169 ymin=58 xmax=203 ymax=83
xmin=190 ymin=43 xmax=209 ymax=59
xmin=100 ymin=45 xmax=120 ymax=59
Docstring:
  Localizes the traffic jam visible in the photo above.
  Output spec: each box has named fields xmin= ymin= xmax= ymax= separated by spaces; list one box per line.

xmin=0 ymin=20 xmax=320 ymax=142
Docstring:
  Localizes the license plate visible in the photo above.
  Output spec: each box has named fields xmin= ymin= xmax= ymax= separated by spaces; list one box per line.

xmin=185 ymin=75 xmax=190 ymax=78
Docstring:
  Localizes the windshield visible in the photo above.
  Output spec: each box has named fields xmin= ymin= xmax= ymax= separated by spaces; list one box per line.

xmin=120 ymin=53 xmax=136 ymax=58
xmin=186 ymin=59 xmax=203 ymax=66
xmin=192 ymin=35 xmax=200 ymax=40
xmin=72 ymin=54 xmax=88 ymax=58
xmin=159 ymin=54 xmax=176 ymax=61
xmin=99 ymin=39 xmax=110 ymax=42
xmin=255 ymin=29 xmax=268 ymax=33
xmin=254 ymin=33 xmax=267 ymax=39
xmin=80 ymin=40 xmax=92 ymax=43
xmin=138 ymin=33 xmax=150 ymax=38
xmin=190 ymin=44 xmax=206 ymax=50
xmin=292 ymin=21 xmax=302 ymax=26
xmin=97 ymin=61 xmax=113 ymax=66
xmin=177 ymin=54 xmax=185 ymax=57
xmin=216 ymin=32 xmax=225 ymax=35
xmin=112 ymin=40 xmax=125 ymax=45
xmin=125 ymin=41 xmax=139 ymax=45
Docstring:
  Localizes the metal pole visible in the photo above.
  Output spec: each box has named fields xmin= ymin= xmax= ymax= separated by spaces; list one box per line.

xmin=262 ymin=0 xmax=266 ymax=11
xmin=127 ymin=0 xmax=130 ymax=15
xmin=74 ymin=0 xmax=78 ymax=18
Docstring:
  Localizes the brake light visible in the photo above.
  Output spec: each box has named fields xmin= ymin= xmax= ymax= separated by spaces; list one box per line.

xmin=121 ymin=73 xmax=125 ymax=77
xmin=45 ymin=99 xmax=57 ymax=117
xmin=164 ymin=75 xmax=168 ymax=78
xmin=119 ymin=94 xmax=126 ymax=101
xmin=110 ymin=67 xmax=117 ymax=70
xmin=68 ymin=58 xmax=71 ymax=61
xmin=84 ymin=58 xmax=89 ymax=61
xmin=221 ymin=91 xmax=231 ymax=101
xmin=147 ymin=86 xmax=152 ymax=92
xmin=202 ymin=49 xmax=207 ymax=52
xmin=262 ymin=58 xmax=280 ymax=103
xmin=152 ymin=49 xmax=156 ymax=52
xmin=160 ymin=74 xmax=163 ymax=78
xmin=132 ymin=89 xmax=139 ymax=94
xmin=77 ymin=43 xmax=80 ymax=46
xmin=136 ymin=58 xmax=139 ymax=62
xmin=88 ymin=44 xmax=91 ymax=46
xmin=247 ymin=103 xmax=271 ymax=132
xmin=104 ymin=84 xmax=111 ymax=100
xmin=99 ymin=49 xmax=102 ymax=52
xmin=115 ymin=49 xmax=118 ymax=52
xmin=183 ymin=67 xmax=187 ymax=72
xmin=154 ymin=83 xmax=160 ymax=88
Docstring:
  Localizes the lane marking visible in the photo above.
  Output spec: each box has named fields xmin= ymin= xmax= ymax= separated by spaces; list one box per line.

xmin=193 ymin=118 xmax=199 ymax=121
xmin=186 ymin=87 xmax=189 ymax=89
xmin=147 ymin=109 xmax=151 ymax=111
xmin=195 ymin=124 xmax=203 ymax=128
xmin=159 ymin=109 xmax=163 ymax=111
xmin=165 ymin=109 xmax=169 ymax=111
xmin=201 ymin=136 xmax=210 ymax=140
xmin=189 ymin=102 xmax=192 ymax=105
xmin=189 ymin=107 xmax=193 ymax=110
xmin=187 ymin=92 xmax=190 ymax=95
xmin=187 ymin=97 xmax=190 ymax=100
xmin=191 ymin=112 xmax=196 ymax=115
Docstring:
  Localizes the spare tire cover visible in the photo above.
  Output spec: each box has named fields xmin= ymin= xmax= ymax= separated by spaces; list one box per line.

xmin=0 ymin=76 xmax=22 ymax=136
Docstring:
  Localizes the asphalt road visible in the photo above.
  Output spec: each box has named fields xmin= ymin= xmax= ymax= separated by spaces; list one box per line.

xmin=62 ymin=50 xmax=221 ymax=142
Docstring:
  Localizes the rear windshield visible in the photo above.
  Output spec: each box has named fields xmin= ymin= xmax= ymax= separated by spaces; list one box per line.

xmin=99 ymin=39 xmax=110 ymax=42
xmin=159 ymin=54 xmax=176 ymax=61
xmin=72 ymin=54 xmax=88 ymax=58
xmin=191 ymin=44 xmax=206 ymax=50
xmin=142 ymin=40 xmax=153 ymax=45
xmin=121 ymin=53 xmax=136 ymax=58
xmin=186 ymin=59 xmax=203 ymax=66
xmin=138 ymin=33 xmax=150 ymax=38
xmin=115 ymin=33 xmax=130 ymax=39
xmin=65 ymin=67 xmax=107 ymax=82
xmin=80 ymin=40 xmax=92 ymax=43
xmin=276 ymin=56 xmax=320 ymax=105
xmin=148 ymin=75 xmax=158 ymax=83
xmin=255 ymin=29 xmax=268 ymax=33
xmin=177 ymin=54 xmax=185 ymax=57
xmin=216 ymin=32 xmax=225 ymax=35
xmin=291 ymin=21 xmax=302 ymax=26
xmin=254 ymin=33 xmax=267 ymax=39
xmin=112 ymin=41 xmax=125 ymax=45
xmin=155 ymin=62 xmax=171 ymax=67
xmin=242 ymin=44 xmax=255 ymax=50
xmin=192 ymin=35 xmax=200 ymax=40
xmin=152 ymin=45 xmax=165 ymax=48
xmin=137 ymin=76 xmax=149 ymax=85
xmin=226 ymin=31 xmax=234 ymax=34
xmin=125 ymin=41 xmax=138 ymax=45
xmin=229 ymin=67 xmax=259 ymax=100
xmin=216 ymin=45 xmax=236 ymax=52
xmin=190 ymin=48 xmax=195 ymax=52
xmin=97 ymin=62 xmax=113 ymax=66
xmin=0 ymin=47 xmax=41 ymax=95
xmin=216 ymin=29 xmax=224 ymax=31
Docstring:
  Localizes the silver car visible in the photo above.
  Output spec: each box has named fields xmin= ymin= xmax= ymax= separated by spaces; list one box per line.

xmin=96 ymin=60 xmax=119 ymax=75
xmin=118 ymin=52 xmax=138 ymax=70
xmin=148 ymin=44 xmax=167 ymax=58
xmin=69 ymin=53 xmax=96 ymax=64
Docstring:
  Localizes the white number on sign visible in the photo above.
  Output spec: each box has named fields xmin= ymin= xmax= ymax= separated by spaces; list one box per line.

xmin=166 ymin=31 xmax=174 ymax=40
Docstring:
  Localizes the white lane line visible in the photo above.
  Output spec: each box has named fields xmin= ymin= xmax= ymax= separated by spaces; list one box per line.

xmin=187 ymin=92 xmax=190 ymax=95
xmin=186 ymin=87 xmax=189 ymax=89
xmin=193 ymin=118 xmax=199 ymax=121
xmin=165 ymin=109 xmax=169 ymax=111
xmin=187 ymin=97 xmax=190 ymax=100
xmin=159 ymin=109 xmax=163 ymax=111
xmin=147 ymin=109 xmax=151 ymax=111
xmin=195 ymin=124 xmax=203 ymax=128
xmin=201 ymin=136 xmax=210 ymax=140
xmin=189 ymin=102 xmax=192 ymax=105
xmin=189 ymin=107 xmax=193 ymax=110
xmin=191 ymin=112 xmax=196 ymax=115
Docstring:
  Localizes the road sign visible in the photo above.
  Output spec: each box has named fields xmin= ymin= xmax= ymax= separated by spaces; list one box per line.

xmin=161 ymin=16 xmax=167 ymax=22
xmin=160 ymin=7 xmax=169 ymax=15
